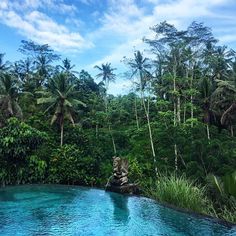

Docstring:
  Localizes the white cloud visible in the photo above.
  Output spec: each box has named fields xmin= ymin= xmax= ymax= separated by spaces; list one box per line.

xmin=219 ymin=34 xmax=236 ymax=44
xmin=0 ymin=0 xmax=93 ymax=52
xmin=5 ymin=0 xmax=77 ymax=14
xmin=1 ymin=0 xmax=236 ymax=95
xmin=77 ymin=0 xmax=93 ymax=5
xmin=80 ymin=0 xmax=236 ymax=94
xmin=89 ymin=0 xmax=235 ymax=66
xmin=109 ymin=79 xmax=133 ymax=95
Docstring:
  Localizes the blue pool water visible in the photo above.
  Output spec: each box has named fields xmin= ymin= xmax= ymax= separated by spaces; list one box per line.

xmin=0 ymin=185 xmax=235 ymax=236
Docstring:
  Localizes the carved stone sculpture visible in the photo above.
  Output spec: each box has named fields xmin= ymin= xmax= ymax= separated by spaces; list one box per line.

xmin=110 ymin=157 xmax=128 ymax=186
xmin=106 ymin=156 xmax=139 ymax=194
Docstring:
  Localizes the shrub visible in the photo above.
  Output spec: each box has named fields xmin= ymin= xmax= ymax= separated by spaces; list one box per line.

xmin=145 ymin=174 xmax=212 ymax=214
xmin=0 ymin=118 xmax=46 ymax=185
xmin=0 ymin=118 xmax=46 ymax=160
xmin=217 ymin=202 xmax=236 ymax=223
xmin=26 ymin=155 xmax=47 ymax=183
xmin=48 ymin=144 xmax=97 ymax=186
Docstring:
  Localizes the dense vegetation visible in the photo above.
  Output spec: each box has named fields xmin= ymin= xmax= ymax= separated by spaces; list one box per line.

xmin=0 ymin=22 xmax=236 ymax=223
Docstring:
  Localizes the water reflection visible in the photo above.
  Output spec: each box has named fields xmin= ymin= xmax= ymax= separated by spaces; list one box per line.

xmin=28 ymin=187 xmax=81 ymax=234
xmin=157 ymin=203 xmax=232 ymax=236
xmin=108 ymin=192 xmax=130 ymax=225
xmin=0 ymin=189 xmax=16 ymax=202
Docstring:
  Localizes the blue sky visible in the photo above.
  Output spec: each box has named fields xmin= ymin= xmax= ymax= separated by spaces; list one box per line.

xmin=0 ymin=0 xmax=236 ymax=94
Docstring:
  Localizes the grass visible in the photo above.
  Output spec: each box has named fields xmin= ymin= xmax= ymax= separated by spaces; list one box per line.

xmin=144 ymin=174 xmax=212 ymax=215
xmin=213 ymin=200 xmax=236 ymax=224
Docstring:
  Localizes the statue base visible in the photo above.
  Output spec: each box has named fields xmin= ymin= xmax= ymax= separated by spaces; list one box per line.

xmin=106 ymin=183 xmax=139 ymax=194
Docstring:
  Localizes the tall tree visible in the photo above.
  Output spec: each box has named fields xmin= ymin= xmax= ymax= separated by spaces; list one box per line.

xmin=0 ymin=53 xmax=10 ymax=73
xmin=18 ymin=40 xmax=60 ymax=88
xmin=211 ymin=80 xmax=236 ymax=136
xmin=94 ymin=63 xmax=116 ymax=113
xmin=126 ymin=50 xmax=157 ymax=174
xmin=199 ymin=76 xmax=214 ymax=140
xmin=0 ymin=73 xmax=22 ymax=126
xmin=94 ymin=63 xmax=117 ymax=155
xmin=37 ymin=73 xmax=86 ymax=146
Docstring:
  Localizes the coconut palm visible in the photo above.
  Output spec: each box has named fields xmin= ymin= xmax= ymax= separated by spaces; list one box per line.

xmin=18 ymin=58 xmax=34 ymax=82
xmin=94 ymin=63 xmax=116 ymax=87
xmin=127 ymin=51 xmax=157 ymax=174
xmin=199 ymin=76 xmax=214 ymax=139
xmin=0 ymin=53 xmax=10 ymax=73
xmin=94 ymin=63 xmax=116 ymax=112
xmin=60 ymin=58 xmax=78 ymax=83
xmin=94 ymin=63 xmax=117 ymax=154
xmin=37 ymin=73 xmax=86 ymax=146
xmin=34 ymin=55 xmax=52 ymax=87
xmin=0 ymin=73 xmax=22 ymax=125
xmin=60 ymin=58 xmax=76 ymax=73
xmin=211 ymin=80 xmax=236 ymax=136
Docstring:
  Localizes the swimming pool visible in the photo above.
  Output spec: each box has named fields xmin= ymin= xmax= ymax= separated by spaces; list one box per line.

xmin=0 ymin=185 xmax=235 ymax=235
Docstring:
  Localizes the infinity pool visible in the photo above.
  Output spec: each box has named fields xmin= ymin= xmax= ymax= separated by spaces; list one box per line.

xmin=0 ymin=185 xmax=235 ymax=236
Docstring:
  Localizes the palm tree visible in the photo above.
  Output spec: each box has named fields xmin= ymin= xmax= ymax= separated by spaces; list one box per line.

xmin=0 ymin=53 xmax=10 ymax=73
xmin=37 ymin=73 xmax=86 ymax=146
xmin=60 ymin=58 xmax=78 ymax=83
xmin=34 ymin=55 xmax=52 ymax=87
xmin=211 ymin=80 xmax=236 ymax=136
xmin=18 ymin=58 xmax=33 ymax=82
xmin=94 ymin=63 xmax=117 ymax=154
xmin=94 ymin=63 xmax=116 ymax=112
xmin=199 ymin=76 xmax=214 ymax=140
xmin=127 ymin=51 xmax=157 ymax=174
xmin=61 ymin=58 xmax=76 ymax=72
xmin=0 ymin=73 xmax=22 ymax=125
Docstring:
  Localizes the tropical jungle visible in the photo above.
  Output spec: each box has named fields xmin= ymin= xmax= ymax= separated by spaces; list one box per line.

xmin=0 ymin=21 xmax=236 ymax=224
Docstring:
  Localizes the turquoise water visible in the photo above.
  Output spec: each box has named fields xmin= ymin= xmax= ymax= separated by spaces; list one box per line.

xmin=0 ymin=185 xmax=235 ymax=236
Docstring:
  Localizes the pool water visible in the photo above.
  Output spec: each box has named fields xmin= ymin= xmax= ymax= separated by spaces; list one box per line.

xmin=0 ymin=185 xmax=235 ymax=236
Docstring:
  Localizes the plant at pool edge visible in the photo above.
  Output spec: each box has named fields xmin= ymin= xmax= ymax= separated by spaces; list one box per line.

xmin=144 ymin=174 xmax=213 ymax=215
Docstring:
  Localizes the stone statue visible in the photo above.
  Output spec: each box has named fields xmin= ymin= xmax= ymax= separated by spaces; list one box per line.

xmin=106 ymin=156 xmax=139 ymax=194
xmin=111 ymin=157 xmax=129 ymax=186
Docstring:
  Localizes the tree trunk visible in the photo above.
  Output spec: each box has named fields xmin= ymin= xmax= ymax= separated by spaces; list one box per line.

xmin=190 ymin=62 xmax=195 ymax=128
xmin=60 ymin=120 xmax=64 ymax=146
xmin=231 ymin=125 xmax=234 ymax=137
xmin=183 ymin=101 xmax=186 ymax=123
xmin=134 ymin=96 xmax=140 ymax=130
xmin=177 ymin=96 xmax=181 ymax=124
xmin=206 ymin=124 xmax=210 ymax=140
xmin=141 ymin=93 xmax=157 ymax=174
xmin=174 ymin=144 xmax=178 ymax=171
xmin=109 ymin=124 xmax=117 ymax=155
xmin=191 ymin=95 xmax=193 ymax=127
xmin=173 ymin=63 xmax=177 ymax=126
xmin=173 ymin=56 xmax=178 ymax=170
xmin=174 ymin=102 xmax=176 ymax=126
xmin=104 ymin=79 xmax=117 ymax=155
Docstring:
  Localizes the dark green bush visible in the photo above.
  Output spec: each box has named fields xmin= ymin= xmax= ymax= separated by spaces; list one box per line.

xmin=0 ymin=118 xmax=46 ymax=185
xmin=48 ymin=144 xmax=97 ymax=186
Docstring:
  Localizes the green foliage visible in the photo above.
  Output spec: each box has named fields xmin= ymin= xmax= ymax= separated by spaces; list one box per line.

xmin=145 ymin=175 xmax=212 ymax=214
xmin=0 ymin=118 xmax=46 ymax=185
xmin=27 ymin=155 xmax=47 ymax=183
xmin=126 ymin=156 xmax=143 ymax=183
xmin=217 ymin=203 xmax=236 ymax=223
xmin=48 ymin=145 xmax=97 ymax=186
xmin=0 ymin=118 xmax=46 ymax=159
xmin=206 ymin=173 xmax=236 ymax=223
xmin=207 ymin=172 xmax=236 ymax=214
xmin=1 ymin=22 xmax=236 ymax=224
